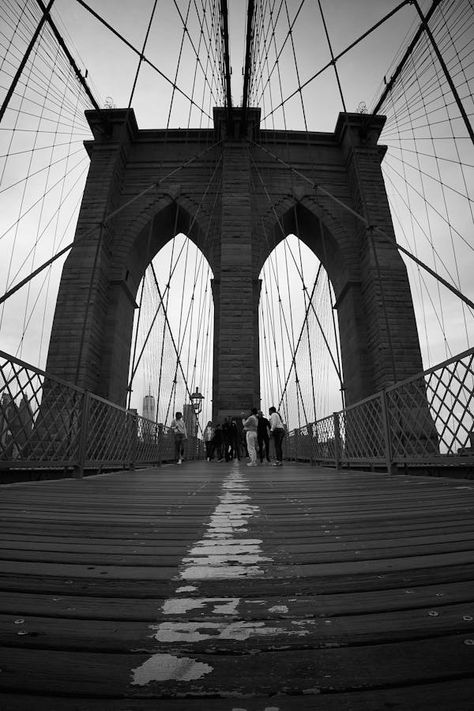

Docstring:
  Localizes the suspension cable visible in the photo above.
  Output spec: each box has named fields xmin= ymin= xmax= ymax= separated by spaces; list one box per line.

xmin=250 ymin=138 xmax=474 ymax=311
xmin=0 ymin=138 xmax=223 ymax=306
xmin=73 ymin=0 xmax=212 ymax=121
xmin=0 ymin=0 xmax=56 ymax=123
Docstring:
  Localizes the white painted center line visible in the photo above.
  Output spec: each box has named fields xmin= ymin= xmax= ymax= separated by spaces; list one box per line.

xmin=131 ymin=461 xmax=271 ymax=685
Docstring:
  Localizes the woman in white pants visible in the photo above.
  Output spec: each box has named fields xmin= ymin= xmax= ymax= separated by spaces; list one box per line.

xmin=242 ymin=408 xmax=259 ymax=466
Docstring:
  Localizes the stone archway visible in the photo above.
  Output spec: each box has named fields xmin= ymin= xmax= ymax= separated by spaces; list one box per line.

xmin=45 ymin=106 xmax=424 ymax=418
xmin=261 ymin=197 xmax=423 ymax=406
xmin=46 ymin=193 xmax=210 ymax=406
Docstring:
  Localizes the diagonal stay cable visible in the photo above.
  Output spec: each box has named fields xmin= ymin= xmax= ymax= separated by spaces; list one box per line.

xmin=171 ymin=0 xmax=221 ymax=108
xmin=260 ymin=0 xmax=413 ymax=121
xmin=0 ymin=138 xmax=223 ymax=306
xmin=73 ymin=0 xmax=212 ymax=121
xmin=251 ymin=0 xmax=306 ymax=110
xmin=0 ymin=0 xmax=56 ymax=123
xmin=276 ymin=266 xmax=321 ymax=412
xmin=127 ymin=148 xmax=223 ymax=394
xmin=149 ymin=263 xmax=198 ymax=414
xmin=127 ymin=0 xmax=159 ymax=109
xmin=249 ymin=137 xmax=474 ymax=311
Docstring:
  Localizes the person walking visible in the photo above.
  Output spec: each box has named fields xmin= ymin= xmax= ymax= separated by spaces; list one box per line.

xmin=269 ymin=406 xmax=285 ymax=466
xmin=242 ymin=408 xmax=259 ymax=467
xmin=222 ymin=418 xmax=232 ymax=461
xmin=211 ymin=423 xmax=224 ymax=462
xmin=170 ymin=411 xmax=187 ymax=464
xmin=203 ymin=421 xmax=214 ymax=461
xmin=229 ymin=419 xmax=241 ymax=460
xmin=257 ymin=410 xmax=271 ymax=464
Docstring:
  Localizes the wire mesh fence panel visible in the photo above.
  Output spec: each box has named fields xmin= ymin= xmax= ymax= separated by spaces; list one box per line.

xmin=135 ymin=416 xmax=162 ymax=465
xmin=1 ymin=351 xmax=83 ymax=467
xmin=338 ymin=395 xmax=386 ymax=466
xmin=85 ymin=395 xmax=133 ymax=467
xmin=387 ymin=348 xmax=474 ymax=462
xmin=312 ymin=416 xmax=338 ymax=464
xmin=2 ymin=348 xmax=473 ymax=475
xmin=287 ymin=425 xmax=312 ymax=461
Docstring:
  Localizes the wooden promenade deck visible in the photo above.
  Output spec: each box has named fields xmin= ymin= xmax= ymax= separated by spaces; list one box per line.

xmin=1 ymin=460 xmax=474 ymax=710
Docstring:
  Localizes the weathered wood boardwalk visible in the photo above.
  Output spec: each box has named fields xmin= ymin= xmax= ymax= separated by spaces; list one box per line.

xmin=1 ymin=461 xmax=474 ymax=710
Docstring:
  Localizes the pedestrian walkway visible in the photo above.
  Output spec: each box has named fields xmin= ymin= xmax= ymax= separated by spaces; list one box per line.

xmin=1 ymin=461 xmax=474 ymax=709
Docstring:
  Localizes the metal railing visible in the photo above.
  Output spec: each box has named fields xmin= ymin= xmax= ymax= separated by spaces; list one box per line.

xmin=286 ymin=347 xmax=474 ymax=473
xmin=1 ymin=347 xmax=473 ymax=477
xmin=0 ymin=350 xmax=202 ymax=476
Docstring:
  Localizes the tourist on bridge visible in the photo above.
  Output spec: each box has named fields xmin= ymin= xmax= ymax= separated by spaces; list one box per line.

xmin=222 ymin=417 xmax=232 ymax=461
xmin=269 ymin=406 xmax=285 ymax=466
xmin=170 ymin=412 xmax=187 ymax=465
xmin=211 ymin=423 xmax=224 ymax=462
xmin=203 ymin=420 xmax=214 ymax=461
xmin=257 ymin=410 xmax=271 ymax=465
xmin=242 ymin=408 xmax=259 ymax=467
xmin=229 ymin=419 xmax=241 ymax=460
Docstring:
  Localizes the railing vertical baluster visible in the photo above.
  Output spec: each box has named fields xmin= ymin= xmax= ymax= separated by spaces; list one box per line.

xmin=333 ymin=412 xmax=341 ymax=470
xmin=75 ymin=391 xmax=91 ymax=479
xmin=129 ymin=411 xmax=138 ymax=470
xmin=380 ymin=389 xmax=394 ymax=474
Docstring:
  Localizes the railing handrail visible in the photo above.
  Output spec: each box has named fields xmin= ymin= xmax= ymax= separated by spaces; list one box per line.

xmin=2 ymin=346 xmax=473 ymax=475
xmin=384 ymin=346 xmax=474 ymax=393
xmin=0 ymin=349 xmax=86 ymax=395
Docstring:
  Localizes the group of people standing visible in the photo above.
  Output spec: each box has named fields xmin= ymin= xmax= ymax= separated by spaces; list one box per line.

xmin=170 ymin=406 xmax=285 ymax=466
xmin=241 ymin=406 xmax=285 ymax=467
xmin=203 ymin=407 xmax=285 ymax=467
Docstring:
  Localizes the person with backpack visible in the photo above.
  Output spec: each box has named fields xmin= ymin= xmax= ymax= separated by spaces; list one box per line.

xmin=170 ymin=411 xmax=187 ymax=464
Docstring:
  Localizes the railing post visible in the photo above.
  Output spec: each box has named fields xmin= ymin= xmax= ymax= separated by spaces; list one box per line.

xmin=380 ymin=390 xmax=394 ymax=474
xmin=75 ymin=391 xmax=90 ymax=479
xmin=157 ymin=423 xmax=163 ymax=466
xmin=333 ymin=412 xmax=341 ymax=470
xmin=129 ymin=411 xmax=138 ymax=470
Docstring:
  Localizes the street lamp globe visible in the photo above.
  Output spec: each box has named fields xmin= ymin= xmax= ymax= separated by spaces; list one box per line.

xmin=190 ymin=387 xmax=204 ymax=415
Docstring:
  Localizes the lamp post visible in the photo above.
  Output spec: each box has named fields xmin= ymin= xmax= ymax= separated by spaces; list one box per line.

xmin=190 ymin=387 xmax=204 ymax=460
xmin=190 ymin=387 xmax=204 ymax=416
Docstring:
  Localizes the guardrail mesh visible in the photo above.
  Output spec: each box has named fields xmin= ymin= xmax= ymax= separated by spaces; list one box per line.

xmin=1 ymin=347 xmax=473 ymax=475
xmin=0 ymin=350 xmax=200 ymax=474
xmin=288 ymin=347 xmax=474 ymax=471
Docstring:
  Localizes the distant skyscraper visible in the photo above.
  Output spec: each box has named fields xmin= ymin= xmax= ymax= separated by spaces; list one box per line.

xmin=142 ymin=392 xmax=155 ymax=421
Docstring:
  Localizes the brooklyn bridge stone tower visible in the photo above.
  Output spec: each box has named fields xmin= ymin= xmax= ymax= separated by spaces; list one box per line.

xmin=45 ymin=106 xmax=423 ymax=420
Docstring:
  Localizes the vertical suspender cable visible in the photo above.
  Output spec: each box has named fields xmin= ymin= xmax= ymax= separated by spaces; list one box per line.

xmin=220 ymin=0 xmax=233 ymax=114
xmin=242 ymin=0 xmax=256 ymax=118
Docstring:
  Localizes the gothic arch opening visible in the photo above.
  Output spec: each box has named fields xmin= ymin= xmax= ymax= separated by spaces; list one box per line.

xmin=260 ymin=196 xmax=423 ymax=407
xmin=259 ymin=233 xmax=343 ymax=430
xmin=128 ymin=232 xmax=214 ymax=430
xmin=45 ymin=197 xmax=215 ymax=410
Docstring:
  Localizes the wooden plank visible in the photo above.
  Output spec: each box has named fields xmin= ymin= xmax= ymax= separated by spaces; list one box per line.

xmin=1 ymin=635 xmax=474 ymax=697
xmin=1 ymin=602 xmax=473 ymax=651
xmin=2 ymin=528 xmax=474 ymax=553
xmin=1 ymin=580 xmax=473 ymax=619
xmin=2 ymin=677 xmax=474 ymax=710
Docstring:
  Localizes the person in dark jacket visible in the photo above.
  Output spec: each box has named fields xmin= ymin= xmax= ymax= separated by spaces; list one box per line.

xmin=257 ymin=410 xmax=271 ymax=464
xmin=211 ymin=424 xmax=224 ymax=462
